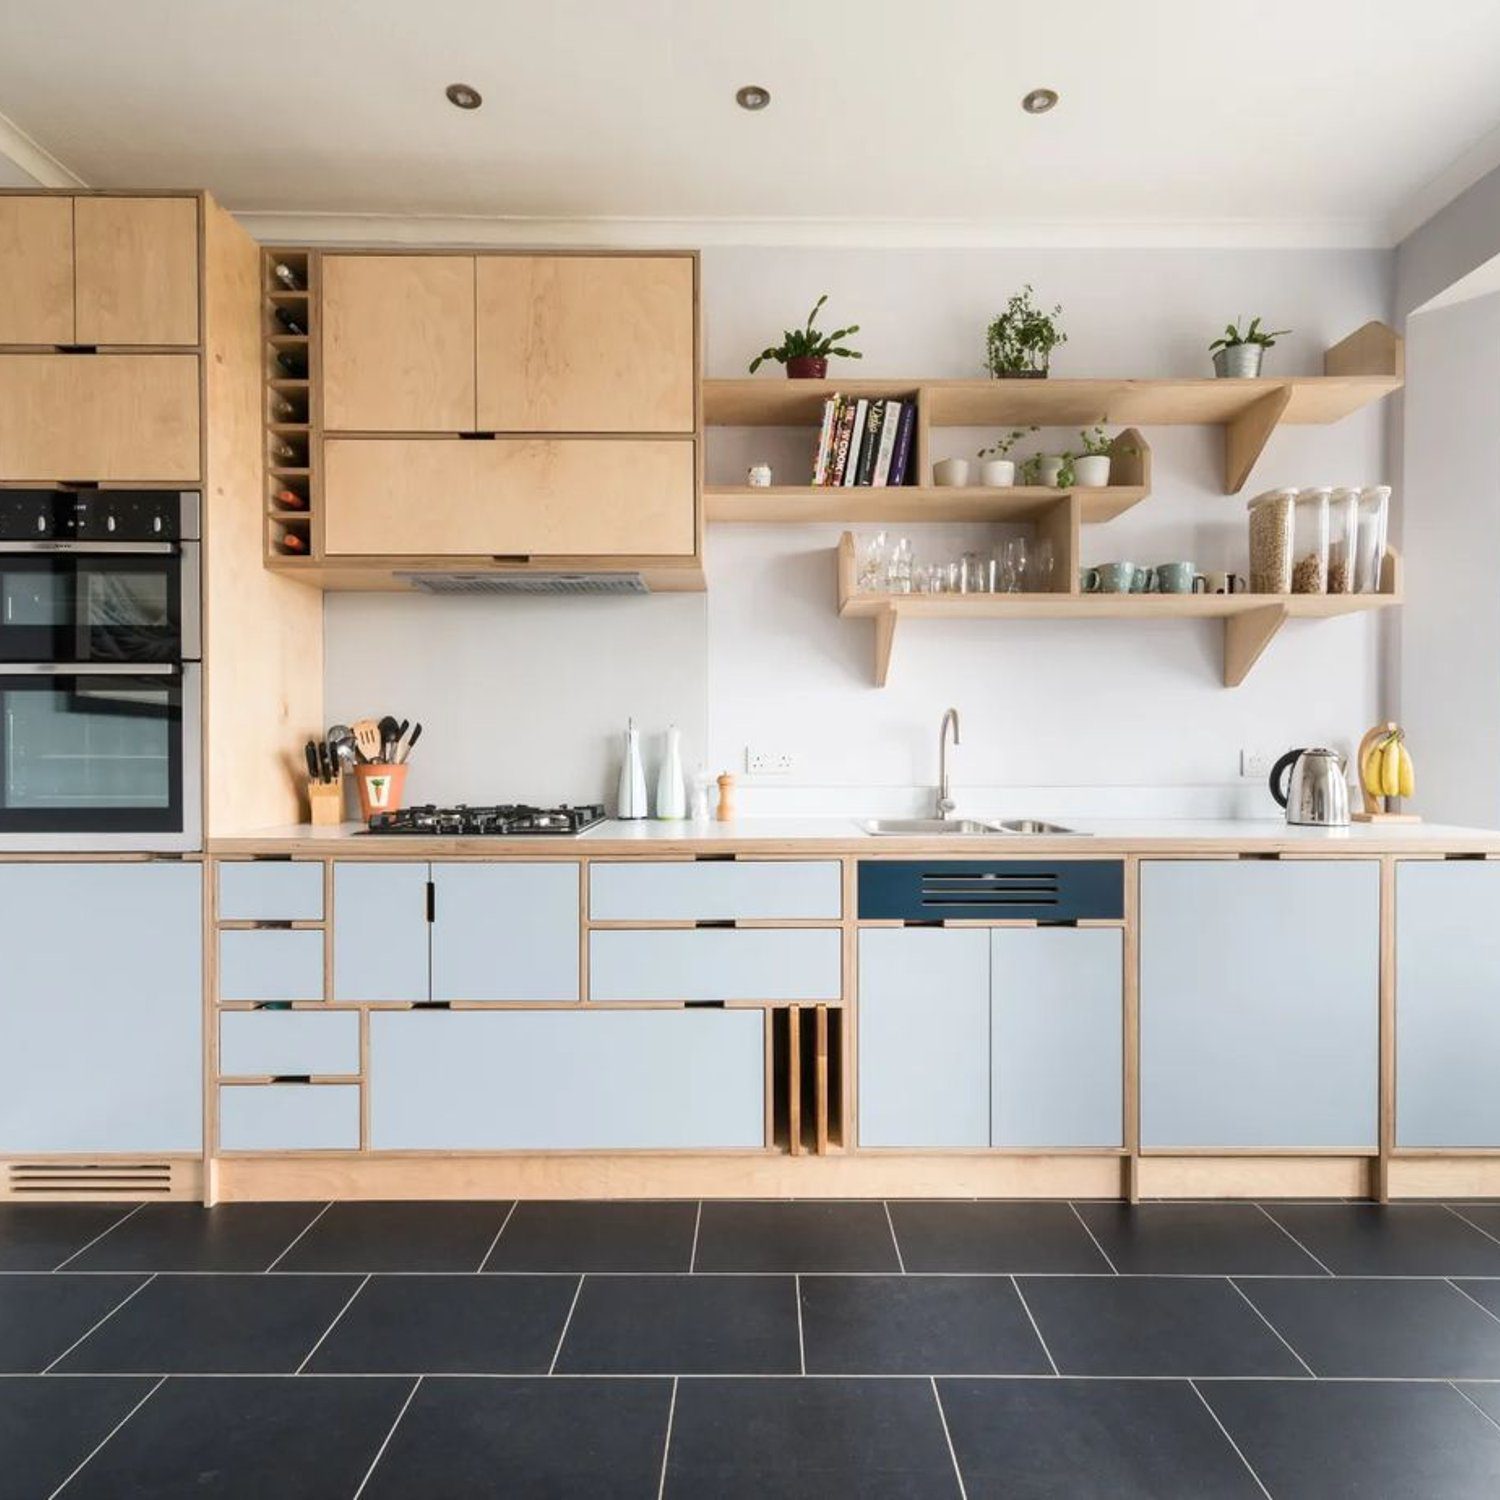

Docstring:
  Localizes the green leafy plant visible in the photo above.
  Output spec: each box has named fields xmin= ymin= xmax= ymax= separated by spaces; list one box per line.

xmin=977 ymin=425 xmax=1037 ymax=460
xmin=1076 ymin=425 xmax=1113 ymax=457
xmin=1209 ymin=316 xmax=1290 ymax=353
xmin=985 ymin=285 xmax=1066 ymax=377
xmin=748 ymin=294 xmax=862 ymax=373
xmin=1018 ymin=452 xmax=1071 ymax=487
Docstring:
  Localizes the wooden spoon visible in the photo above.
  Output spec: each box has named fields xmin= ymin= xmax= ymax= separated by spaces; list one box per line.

xmin=352 ymin=718 xmax=383 ymax=764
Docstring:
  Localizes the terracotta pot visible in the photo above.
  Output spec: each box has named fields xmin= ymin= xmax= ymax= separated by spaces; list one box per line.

xmin=786 ymin=355 xmax=828 ymax=379
xmin=354 ymin=763 xmax=408 ymax=821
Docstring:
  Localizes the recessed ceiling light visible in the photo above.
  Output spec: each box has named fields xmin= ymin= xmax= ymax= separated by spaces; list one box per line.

xmin=446 ymin=82 xmax=483 ymax=110
xmin=735 ymin=84 xmax=771 ymax=112
xmin=1021 ymin=87 xmax=1059 ymax=114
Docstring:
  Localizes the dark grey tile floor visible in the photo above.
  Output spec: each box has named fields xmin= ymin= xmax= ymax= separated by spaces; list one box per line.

xmin=7 ymin=1198 xmax=1500 ymax=1496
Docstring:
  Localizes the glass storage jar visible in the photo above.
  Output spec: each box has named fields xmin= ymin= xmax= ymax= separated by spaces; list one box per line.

xmin=1246 ymin=488 xmax=1296 ymax=593
xmin=1355 ymin=485 xmax=1391 ymax=593
xmin=1291 ymin=487 xmax=1331 ymax=593
xmin=1326 ymin=486 xmax=1359 ymax=594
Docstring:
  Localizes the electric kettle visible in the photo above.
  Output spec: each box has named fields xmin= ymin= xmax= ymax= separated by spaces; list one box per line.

xmin=1269 ymin=747 xmax=1350 ymax=827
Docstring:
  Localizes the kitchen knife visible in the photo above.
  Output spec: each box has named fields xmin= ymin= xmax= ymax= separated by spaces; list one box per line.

xmin=304 ymin=741 xmax=320 ymax=782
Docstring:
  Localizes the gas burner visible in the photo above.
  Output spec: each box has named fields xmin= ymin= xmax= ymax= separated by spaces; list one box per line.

xmin=364 ymin=803 xmax=606 ymax=836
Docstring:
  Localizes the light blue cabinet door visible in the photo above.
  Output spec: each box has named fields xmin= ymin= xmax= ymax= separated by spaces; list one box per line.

xmin=1396 ymin=861 xmax=1500 ymax=1147
xmin=333 ymin=861 xmax=430 ymax=1002
xmin=590 ymin=860 xmax=843 ymax=921
xmin=218 ymin=930 xmax=325 ymax=1002
xmin=590 ymin=929 xmax=841 ymax=1002
xmin=219 ymin=1084 xmax=360 ymax=1151
xmin=369 ymin=1009 xmax=764 ymax=1149
xmin=857 ymin=928 xmax=990 ymax=1148
xmin=218 ymin=861 xmax=324 ymax=921
xmin=992 ymin=928 xmax=1124 ymax=1149
xmin=0 ymin=862 xmax=202 ymax=1153
xmin=430 ymin=862 xmax=580 ymax=1002
xmin=1140 ymin=860 xmax=1379 ymax=1150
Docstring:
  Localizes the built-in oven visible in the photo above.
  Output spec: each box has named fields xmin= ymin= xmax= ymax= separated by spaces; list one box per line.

xmin=0 ymin=491 xmax=201 ymax=850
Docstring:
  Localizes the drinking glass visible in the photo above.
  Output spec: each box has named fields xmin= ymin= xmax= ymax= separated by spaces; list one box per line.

xmin=998 ymin=536 xmax=1028 ymax=593
xmin=1027 ymin=538 xmax=1055 ymax=593
xmin=958 ymin=551 xmax=987 ymax=593
xmin=859 ymin=531 xmax=888 ymax=592
xmin=886 ymin=536 xmax=913 ymax=593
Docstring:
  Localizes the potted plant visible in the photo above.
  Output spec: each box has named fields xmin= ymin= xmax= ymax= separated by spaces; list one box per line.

xmin=748 ymin=294 xmax=862 ymax=379
xmin=1209 ymin=316 xmax=1290 ymax=378
xmin=1020 ymin=453 xmax=1067 ymax=488
xmin=984 ymin=285 xmax=1066 ymax=379
xmin=976 ymin=426 xmax=1036 ymax=487
xmin=932 ymin=457 xmax=971 ymax=487
xmin=1071 ymin=427 xmax=1114 ymax=487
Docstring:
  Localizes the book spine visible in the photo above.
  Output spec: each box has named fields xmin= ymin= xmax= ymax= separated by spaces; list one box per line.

xmin=856 ymin=400 xmax=885 ymax=486
xmin=842 ymin=399 xmax=869 ymax=486
xmin=829 ymin=398 xmax=858 ymax=486
xmin=872 ymin=400 xmax=901 ymax=486
xmin=887 ymin=402 xmax=916 ymax=486
xmin=811 ymin=395 xmax=840 ymax=485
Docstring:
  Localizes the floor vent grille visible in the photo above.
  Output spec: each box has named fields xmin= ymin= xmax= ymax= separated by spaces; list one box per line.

xmin=5 ymin=1161 xmax=177 ymax=1198
xmin=398 ymin=572 xmax=647 ymax=596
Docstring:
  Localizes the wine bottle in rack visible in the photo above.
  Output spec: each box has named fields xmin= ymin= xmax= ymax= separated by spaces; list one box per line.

xmin=278 ymin=529 xmax=308 ymax=555
xmin=274 ymin=306 xmax=307 ymax=336
xmin=272 ymin=262 xmax=305 ymax=292
xmin=269 ymin=437 xmax=300 ymax=464
xmin=272 ymin=486 xmax=309 ymax=512
xmin=269 ymin=393 xmax=297 ymax=421
xmin=274 ymin=350 xmax=306 ymax=378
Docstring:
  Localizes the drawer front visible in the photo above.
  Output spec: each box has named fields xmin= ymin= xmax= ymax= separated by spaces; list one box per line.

xmin=220 ymin=1011 xmax=359 ymax=1078
xmin=219 ymin=1084 xmax=360 ymax=1152
xmin=219 ymin=930 xmax=325 ymax=1002
xmin=858 ymin=860 xmax=1124 ymax=923
xmin=218 ymin=861 xmax=325 ymax=922
xmin=591 ymin=861 xmax=843 ymax=921
xmin=589 ymin=928 xmax=842 ymax=1002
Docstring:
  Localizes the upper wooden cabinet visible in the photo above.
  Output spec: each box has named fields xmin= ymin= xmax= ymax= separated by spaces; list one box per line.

xmin=0 ymin=197 xmax=75 ymax=344
xmin=0 ymin=194 xmax=199 ymax=347
xmin=321 ymin=254 xmax=477 ymax=431
xmin=475 ymin=255 xmax=695 ymax=432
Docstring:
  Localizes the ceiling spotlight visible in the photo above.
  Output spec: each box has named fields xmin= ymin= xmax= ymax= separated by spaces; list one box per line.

xmin=1021 ymin=87 xmax=1059 ymax=115
xmin=446 ymin=82 xmax=483 ymax=110
xmin=735 ymin=84 xmax=771 ymax=112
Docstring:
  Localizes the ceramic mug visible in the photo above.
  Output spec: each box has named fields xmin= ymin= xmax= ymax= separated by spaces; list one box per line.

xmin=1201 ymin=571 xmax=1248 ymax=595
xmin=1153 ymin=561 xmax=1200 ymax=594
xmin=1082 ymin=562 xmax=1139 ymax=594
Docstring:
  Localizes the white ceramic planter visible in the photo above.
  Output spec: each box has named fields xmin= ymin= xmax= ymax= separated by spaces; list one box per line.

xmin=1072 ymin=454 xmax=1112 ymax=487
xmin=1035 ymin=455 xmax=1065 ymax=487
xmin=933 ymin=458 xmax=970 ymax=487
xmin=978 ymin=458 xmax=1016 ymax=488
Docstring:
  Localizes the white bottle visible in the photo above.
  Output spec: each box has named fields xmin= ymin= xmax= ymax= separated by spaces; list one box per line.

xmin=617 ymin=719 xmax=648 ymax=820
xmin=655 ymin=725 xmax=686 ymax=820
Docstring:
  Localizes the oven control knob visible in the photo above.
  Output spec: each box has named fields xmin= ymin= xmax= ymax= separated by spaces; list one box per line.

xmin=107 ymin=515 xmax=117 ymax=533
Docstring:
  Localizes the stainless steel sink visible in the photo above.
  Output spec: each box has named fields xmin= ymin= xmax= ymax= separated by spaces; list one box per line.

xmin=859 ymin=818 xmax=1002 ymax=836
xmin=994 ymin=818 xmax=1087 ymax=835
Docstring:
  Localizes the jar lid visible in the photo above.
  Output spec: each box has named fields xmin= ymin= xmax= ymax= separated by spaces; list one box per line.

xmin=1245 ymin=487 xmax=1297 ymax=511
xmin=1294 ymin=486 xmax=1332 ymax=502
xmin=1359 ymin=484 xmax=1392 ymax=501
xmin=1329 ymin=486 xmax=1359 ymax=500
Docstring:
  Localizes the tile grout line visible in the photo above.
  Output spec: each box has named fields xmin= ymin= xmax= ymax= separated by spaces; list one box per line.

xmin=929 ymin=1377 xmax=969 ymax=1500
xmin=689 ymin=1202 xmax=702 ymax=1273
xmin=294 ymin=1273 xmax=370 ymax=1374
xmin=1008 ymin=1277 xmax=1059 ymax=1377
xmin=549 ymin=1274 xmax=585 ymax=1375
xmin=655 ymin=1376 xmax=678 ymax=1500
xmin=48 ymin=1373 xmax=167 ymax=1499
xmin=264 ymin=1202 xmax=333 ymax=1273
xmin=1450 ymin=1379 xmax=1500 ymax=1436
xmin=475 ymin=1201 xmax=519 ymax=1273
xmin=1254 ymin=1202 xmax=1336 ymax=1277
xmin=882 ymin=1202 xmax=907 ymax=1274
xmin=1446 ymin=1277 xmax=1500 ymax=1330
xmin=51 ymin=1203 xmax=146 ymax=1273
xmin=795 ymin=1274 xmax=806 ymax=1375
xmin=352 ymin=1376 xmax=421 ymax=1500
xmin=42 ymin=1273 xmax=157 ymax=1373
xmin=1227 ymin=1277 xmax=1318 ymax=1379
xmin=1446 ymin=1204 xmax=1500 ymax=1251
xmin=1190 ymin=1380 xmax=1274 ymax=1500
xmin=1067 ymin=1201 xmax=1118 ymax=1274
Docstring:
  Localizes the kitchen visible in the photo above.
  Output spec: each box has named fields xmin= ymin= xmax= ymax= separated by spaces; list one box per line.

xmin=6 ymin=3 xmax=1500 ymax=1494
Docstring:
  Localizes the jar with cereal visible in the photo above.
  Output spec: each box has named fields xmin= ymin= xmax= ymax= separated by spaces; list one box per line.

xmin=1326 ymin=486 xmax=1359 ymax=594
xmin=1246 ymin=488 xmax=1296 ymax=593
xmin=1291 ymin=487 xmax=1331 ymax=594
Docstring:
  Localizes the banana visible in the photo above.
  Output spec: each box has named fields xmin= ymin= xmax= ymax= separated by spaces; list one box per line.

xmin=1361 ymin=743 xmax=1385 ymax=799
xmin=1382 ymin=735 xmax=1402 ymax=798
xmin=1398 ymin=740 xmax=1415 ymax=799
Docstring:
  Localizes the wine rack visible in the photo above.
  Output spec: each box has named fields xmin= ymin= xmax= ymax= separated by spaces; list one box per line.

xmin=261 ymin=248 xmax=316 ymax=565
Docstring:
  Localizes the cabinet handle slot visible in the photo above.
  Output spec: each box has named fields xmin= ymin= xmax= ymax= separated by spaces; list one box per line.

xmin=1238 ymin=852 xmax=1281 ymax=860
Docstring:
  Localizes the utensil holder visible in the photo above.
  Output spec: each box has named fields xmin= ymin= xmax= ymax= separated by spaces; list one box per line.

xmin=354 ymin=764 xmax=407 ymax=821
xmin=307 ymin=777 xmax=344 ymax=827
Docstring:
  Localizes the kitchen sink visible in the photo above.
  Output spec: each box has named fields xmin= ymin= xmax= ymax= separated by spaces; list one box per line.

xmin=859 ymin=817 xmax=1088 ymax=836
xmin=994 ymin=818 xmax=1087 ymax=835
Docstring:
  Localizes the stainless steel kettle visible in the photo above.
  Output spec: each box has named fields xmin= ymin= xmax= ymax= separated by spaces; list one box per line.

xmin=1269 ymin=747 xmax=1350 ymax=827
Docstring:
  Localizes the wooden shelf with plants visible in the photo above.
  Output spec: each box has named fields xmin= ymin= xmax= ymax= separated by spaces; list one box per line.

xmin=836 ymin=532 xmax=1403 ymax=689
xmin=260 ymin=248 xmax=318 ymax=569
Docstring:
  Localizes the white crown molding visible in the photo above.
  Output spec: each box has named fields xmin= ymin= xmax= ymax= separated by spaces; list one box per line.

xmin=231 ymin=209 xmax=1391 ymax=252
xmin=0 ymin=109 xmax=84 ymax=188
xmin=1387 ymin=120 xmax=1500 ymax=245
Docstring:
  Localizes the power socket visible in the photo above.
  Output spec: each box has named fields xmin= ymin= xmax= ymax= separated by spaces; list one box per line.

xmin=746 ymin=747 xmax=796 ymax=776
xmin=1240 ymin=749 xmax=1274 ymax=779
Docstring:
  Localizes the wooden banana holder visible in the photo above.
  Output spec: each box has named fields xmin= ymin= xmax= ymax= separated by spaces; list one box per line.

xmin=1352 ymin=721 xmax=1421 ymax=823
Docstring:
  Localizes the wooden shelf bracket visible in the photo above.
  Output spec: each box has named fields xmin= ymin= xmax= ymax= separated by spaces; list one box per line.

xmin=1224 ymin=385 xmax=1292 ymax=496
xmin=873 ymin=606 xmax=898 ymax=688
xmin=1223 ymin=604 xmax=1289 ymax=687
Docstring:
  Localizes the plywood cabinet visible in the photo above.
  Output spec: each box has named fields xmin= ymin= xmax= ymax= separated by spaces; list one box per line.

xmin=0 ymin=353 xmax=200 ymax=481
xmin=322 ymin=436 xmax=696 ymax=557
xmin=73 ymin=196 xmax=199 ymax=346
xmin=321 ymin=254 xmax=477 ymax=431
xmin=0 ymin=196 xmax=75 ymax=344
xmin=475 ymin=255 xmax=695 ymax=432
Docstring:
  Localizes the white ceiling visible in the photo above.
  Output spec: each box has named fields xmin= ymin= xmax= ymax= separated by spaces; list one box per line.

xmin=1 ymin=0 xmax=1498 ymax=245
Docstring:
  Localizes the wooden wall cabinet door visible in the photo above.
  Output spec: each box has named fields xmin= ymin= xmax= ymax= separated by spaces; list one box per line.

xmin=0 ymin=353 xmax=200 ymax=481
xmin=476 ymin=255 xmax=695 ymax=433
xmin=73 ymin=197 xmax=199 ymax=346
xmin=322 ymin=254 xmax=476 ymax=432
xmin=0 ymin=196 xmax=75 ymax=344
xmin=322 ymin=436 xmax=696 ymax=557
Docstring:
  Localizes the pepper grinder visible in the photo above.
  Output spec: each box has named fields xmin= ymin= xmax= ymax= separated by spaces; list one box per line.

xmin=716 ymin=772 xmax=736 ymax=822
xmin=617 ymin=719 xmax=648 ymax=820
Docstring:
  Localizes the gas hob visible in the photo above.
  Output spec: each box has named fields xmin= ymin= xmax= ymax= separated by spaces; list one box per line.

xmin=364 ymin=803 xmax=606 ymax=836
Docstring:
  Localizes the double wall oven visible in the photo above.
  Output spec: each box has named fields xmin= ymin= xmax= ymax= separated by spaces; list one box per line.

xmin=0 ymin=490 xmax=201 ymax=850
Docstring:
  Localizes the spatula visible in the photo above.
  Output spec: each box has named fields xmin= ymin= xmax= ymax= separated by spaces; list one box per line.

xmin=352 ymin=718 xmax=383 ymax=764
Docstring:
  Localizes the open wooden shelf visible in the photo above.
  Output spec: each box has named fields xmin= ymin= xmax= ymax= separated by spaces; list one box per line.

xmin=835 ymin=532 xmax=1402 ymax=688
xmin=706 ymin=322 xmax=1402 ymax=494
xmin=707 ymin=482 xmax=1148 ymax=526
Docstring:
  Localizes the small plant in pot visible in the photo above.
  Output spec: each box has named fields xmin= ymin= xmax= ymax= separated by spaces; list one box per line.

xmin=1209 ymin=315 xmax=1290 ymax=378
xmin=748 ymin=294 xmax=862 ymax=379
xmin=1071 ymin=426 xmax=1117 ymax=487
xmin=1020 ymin=452 xmax=1068 ymax=488
xmin=976 ymin=426 xmax=1037 ymax=487
xmin=985 ymin=285 xmax=1066 ymax=379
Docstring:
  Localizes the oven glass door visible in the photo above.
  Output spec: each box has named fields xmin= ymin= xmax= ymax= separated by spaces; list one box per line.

xmin=0 ymin=552 xmax=185 ymax=664
xmin=0 ymin=668 xmax=185 ymax=833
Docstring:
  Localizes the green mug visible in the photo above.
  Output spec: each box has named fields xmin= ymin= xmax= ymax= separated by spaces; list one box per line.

xmin=1082 ymin=562 xmax=1139 ymax=594
xmin=1153 ymin=561 xmax=1200 ymax=594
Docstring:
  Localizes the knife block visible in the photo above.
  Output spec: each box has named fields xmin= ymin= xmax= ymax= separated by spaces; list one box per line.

xmin=307 ymin=776 xmax=344 ymax=827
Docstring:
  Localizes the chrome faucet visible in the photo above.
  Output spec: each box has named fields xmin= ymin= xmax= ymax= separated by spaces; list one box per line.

xmin=937 ymin=707 xmax=961 ymax=819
